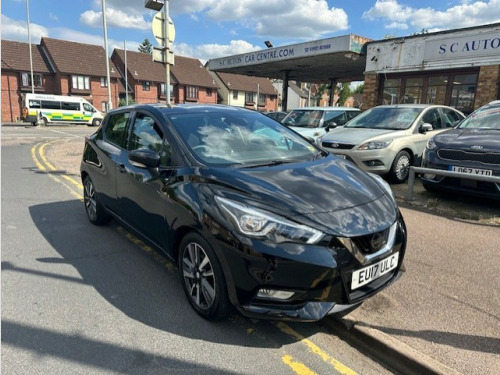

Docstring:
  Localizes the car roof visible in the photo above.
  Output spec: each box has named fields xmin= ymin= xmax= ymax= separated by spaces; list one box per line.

xmin=108 ymin=103 xmax=255 ymax=116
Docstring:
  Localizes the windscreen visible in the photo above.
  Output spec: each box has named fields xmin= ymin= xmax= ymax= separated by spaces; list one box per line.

xmin=166 ymin=110 xmax=320 ymax=167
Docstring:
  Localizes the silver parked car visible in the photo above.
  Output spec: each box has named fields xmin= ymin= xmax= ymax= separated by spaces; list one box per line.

xmin=318 ymin=104 xmax=465 ymax=183
xmin=282 ymin=107 xmax=361 ymax=142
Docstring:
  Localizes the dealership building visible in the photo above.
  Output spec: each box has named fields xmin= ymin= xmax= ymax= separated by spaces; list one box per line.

xmin=208 ymin=22 xmax=500 ymax=113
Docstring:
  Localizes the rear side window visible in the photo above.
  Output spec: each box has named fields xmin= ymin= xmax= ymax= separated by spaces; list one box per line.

xmin=442 ymin=108 xmax=463 ymax=127
xmin=105 ymin=112 xmax=130 ymax=148
xmin=41 ymin=100 xmax=61 ymax=109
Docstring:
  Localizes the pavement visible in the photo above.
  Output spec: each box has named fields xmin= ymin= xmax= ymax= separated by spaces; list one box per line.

xmin=6 ymin=125 xmax=500 ymax=374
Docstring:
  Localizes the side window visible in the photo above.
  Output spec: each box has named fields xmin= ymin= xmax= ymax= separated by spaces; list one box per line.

xmin=442 ymin=108 xmax=462 ymax=127
xmin=62 ymin=102 xmax=80 ymax=111
xmin=129 ymin=113 xmax=163 ymax=154
xmin=422 ymin=109 xmax=442 ymax=129
xmin=83 ymin=103 xmax=95 ymax=112
xmin=105 ymin=112 xmax=130 ymax=148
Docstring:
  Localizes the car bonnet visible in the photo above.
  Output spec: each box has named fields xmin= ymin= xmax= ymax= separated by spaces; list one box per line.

xmin=201 ymin=156 xmax=396 ymax=235
xmin=321 ymin=127 xmax=395 ymax=144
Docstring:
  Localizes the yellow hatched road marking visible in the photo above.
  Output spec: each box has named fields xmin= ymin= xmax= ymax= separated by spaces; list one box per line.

xmin=277 ymin=322 xmax=358 ymax=375
xmin=31 ymin=141 xmax=83 ymax=200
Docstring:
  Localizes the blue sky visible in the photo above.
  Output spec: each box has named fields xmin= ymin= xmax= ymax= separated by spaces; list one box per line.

xmin=2 ymin=0 xmax=500 ymax=62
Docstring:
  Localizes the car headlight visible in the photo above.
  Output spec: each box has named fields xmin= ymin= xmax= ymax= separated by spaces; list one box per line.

xmin=426 ymin=137 xmax=437 ymax=150
xmin=358 ymin=140 xmax=393 ymax=150
xmin=215 ymin=196 xmax=324 ymax=244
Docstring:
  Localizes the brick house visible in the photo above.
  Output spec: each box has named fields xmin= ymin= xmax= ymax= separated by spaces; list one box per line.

xmin=1 ymin=40 xmax=55 ymax=122
xmin=111 ymin=49 xmax=218 ymax=105
xmin=41 ymin=38 xmax=121 ymax=112
xmin=209 ymin=71 xmax=278 ymax=112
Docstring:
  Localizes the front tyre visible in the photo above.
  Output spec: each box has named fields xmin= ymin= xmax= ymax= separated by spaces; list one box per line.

xmin=90 ymin=118 xmax=102 ymax=127
xmin=178 ymin=233 xmax=230 ymax=320
xmin=388 ymin=150 xmax=411 ymax=184
xmin=83 ymin=176 xmax=111 ymax=225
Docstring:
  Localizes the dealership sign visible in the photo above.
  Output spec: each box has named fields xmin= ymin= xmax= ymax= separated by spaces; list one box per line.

xmin=424 ymin=31 xmax=500 ymax=61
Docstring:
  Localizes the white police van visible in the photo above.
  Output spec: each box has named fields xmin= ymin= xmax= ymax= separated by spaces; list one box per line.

xmin=22 ymin=94 xmax=104 ymax=126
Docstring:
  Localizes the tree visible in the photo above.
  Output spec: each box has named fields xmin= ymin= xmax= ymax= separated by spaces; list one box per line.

xmin=138 ymin=38 xmax=153 ymax=54
xmin=336 ymin=82 xmax=351 ymax=106
xmin=353 ymin=83 xmax=364 ymax=94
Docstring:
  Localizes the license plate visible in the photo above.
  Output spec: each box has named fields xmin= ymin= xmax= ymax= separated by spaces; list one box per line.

xmin=450 ymin=166 xmax=492 ymax=176
xmin=351 ymin=253 xmax=399 ymax=290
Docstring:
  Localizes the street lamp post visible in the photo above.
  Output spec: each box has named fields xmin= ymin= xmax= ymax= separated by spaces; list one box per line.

xmin=102 ymin=0 xmax=113 ymax=110
xmin=26 ymin=0 xmax=34 ymax=94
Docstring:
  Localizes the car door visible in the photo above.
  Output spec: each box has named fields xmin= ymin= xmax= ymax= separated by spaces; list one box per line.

xmin=115 ymin=110 xmax=172 ymax=248
xmin=412 ymin=108 xmax=444 ymax=157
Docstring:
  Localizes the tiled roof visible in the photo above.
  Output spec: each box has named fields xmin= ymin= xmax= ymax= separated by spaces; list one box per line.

xmin=112 ymin=50 xmax=217 ymax=88
xmin=112 ymin=49 xmax=174 ymax=83
xmin=212 ymin=72 xmax=277 ymax=95
xmin=1 ymin=40 xmax=52 ymax=73
xmin=41 ymin=37 xmax=120 ymax=78
xmin=171 ymin=55 xmax=218 ymax=88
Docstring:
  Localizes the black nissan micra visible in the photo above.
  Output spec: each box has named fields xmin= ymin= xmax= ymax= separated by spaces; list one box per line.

xmin=81 ymin=103 xmax=407 ymax=321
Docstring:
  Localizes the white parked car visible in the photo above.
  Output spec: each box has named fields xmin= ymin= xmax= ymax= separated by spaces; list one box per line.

xmin=318 ymin=104 xmax=465 ymax=183
xmin=282 ymin=107 xmax=361 ymax=142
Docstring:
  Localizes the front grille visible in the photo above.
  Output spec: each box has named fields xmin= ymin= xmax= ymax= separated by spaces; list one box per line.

xmin=351 ymin=228 xmax=390 ymax=255
xmin=321 ymin=142 xmax=354 ymax=150
xmin=437 ymin=149 xmax=500 ymax=165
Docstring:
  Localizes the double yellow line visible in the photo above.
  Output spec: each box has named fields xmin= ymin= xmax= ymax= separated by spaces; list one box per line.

xmin=31 ymin=140 xmax=359 ymax=375
xmin=31 ymin=140 xmax=83 ymax=201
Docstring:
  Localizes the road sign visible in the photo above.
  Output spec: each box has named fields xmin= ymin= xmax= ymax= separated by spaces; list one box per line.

xmin=153 ymin=47 xmax=175 ymax=65
xmin=152 ymin=11 xmax=175 ymax=45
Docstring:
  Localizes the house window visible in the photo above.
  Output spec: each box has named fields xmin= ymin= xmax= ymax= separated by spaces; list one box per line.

xmin=207 ymin=88 xmax=213 ymax=96
xmin=233 ymin=90 xmax=238 ymax=99
xmin=72 ymin=75 xmax=90 ymax=90
xmin=186 ymin=86 xmax=198 ymax=100
xmin=101 ymin=102 xmax=109 ymax=112
xmin=21 ymin=72 xmax=43 ymax=87
xmin=142 ymin=81 xmax=151 ymax=91
xmin=258 ymin=93 xmax=266 ymax=105
xmin=101 ymin=77 xmax=108 ymax=87
xmin=245 ymin=92 xmax=255 ymax=104
xmin=160 ymin=83 xmax=174 ymax=97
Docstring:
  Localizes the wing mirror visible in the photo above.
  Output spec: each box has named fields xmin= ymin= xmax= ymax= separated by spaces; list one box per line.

xmin=419 ymin=123 xmax=433 ymax=133
xmin=129 ymin=149 xmax=160 ymax=169
xmin=324 ymin=120 xmax=338 ymax=132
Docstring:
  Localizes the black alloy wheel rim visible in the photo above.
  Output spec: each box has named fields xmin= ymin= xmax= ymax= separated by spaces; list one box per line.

xmin=84 ymin=180 xmax=97 ymax=220
xmin=182 ymin=242 xmax=216 ymax=310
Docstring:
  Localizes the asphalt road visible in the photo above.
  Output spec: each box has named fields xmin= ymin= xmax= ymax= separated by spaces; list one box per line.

xmin=2 ymin=125 xmax=393 ymax=374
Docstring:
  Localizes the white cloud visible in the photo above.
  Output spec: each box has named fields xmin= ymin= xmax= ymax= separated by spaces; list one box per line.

xmin=363 ymin=0 xmax=500 ymax=32
xmin=49 ymin=13 xmax=59 ymax=22
xmin=80 ymin=8 xmax=150 ymax=30
xmin=1 ymin=15 xmax=49 ymax=43
xmin=205 ymin=0 xmax=348 ymax=38
xmin=174 ymin=40 xmax=261 ymax=61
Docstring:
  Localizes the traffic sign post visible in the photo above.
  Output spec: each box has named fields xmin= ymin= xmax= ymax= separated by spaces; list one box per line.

xmin=146 ymin=1 xmax=175 ymax=105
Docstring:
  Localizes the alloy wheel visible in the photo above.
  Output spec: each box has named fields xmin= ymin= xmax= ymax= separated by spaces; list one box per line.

xmin=84 ymin=179 xmax=97 ymax=221
xmin=394 ymin=153 xmax=410 ymax=182
xmin=181 ymin=242 xmax=216 ymax=311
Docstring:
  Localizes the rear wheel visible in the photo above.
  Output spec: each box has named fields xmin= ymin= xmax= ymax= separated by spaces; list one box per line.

xmin=178 ymin=232 xmax=230 ymax=320
xmin=83 ymin=176 xmax=111 ymax=225
xmin=388 ymin=151 xmax=411 ymax=184
xmin=90 ymin=118 xmax=102 ymax=127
